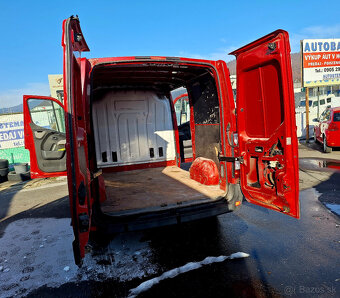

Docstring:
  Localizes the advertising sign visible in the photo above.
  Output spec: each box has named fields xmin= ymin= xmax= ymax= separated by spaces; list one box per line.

xmin=0 ymin=113 xmax=25 ymax=149
xmin=301 ymin=39 xmax=340 ymax=87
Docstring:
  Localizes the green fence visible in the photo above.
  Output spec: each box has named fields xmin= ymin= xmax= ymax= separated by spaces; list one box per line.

xmin=0 ymin=147 xmax=30 ymax=169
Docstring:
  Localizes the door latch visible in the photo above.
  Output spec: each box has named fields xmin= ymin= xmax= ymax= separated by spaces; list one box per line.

xmin=218 ymin=152 xmax=243 ymax=164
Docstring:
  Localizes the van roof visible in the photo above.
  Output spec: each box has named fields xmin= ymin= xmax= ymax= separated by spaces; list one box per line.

xmin=88 ymin=56 xmax=220 ymax=67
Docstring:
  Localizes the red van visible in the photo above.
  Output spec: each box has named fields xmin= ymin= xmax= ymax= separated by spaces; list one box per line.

xmin=23 ymin=16 xmax=299 ymax=265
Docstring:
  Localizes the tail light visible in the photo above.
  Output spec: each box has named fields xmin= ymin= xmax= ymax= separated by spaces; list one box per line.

xmin=328 ymin=123 xmax=339 ymax=131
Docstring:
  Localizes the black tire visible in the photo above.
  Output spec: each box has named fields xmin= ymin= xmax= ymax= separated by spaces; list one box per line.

xmin=0 ymin=175 xmax=8 ymax=183
xmin=0 ymin=167 xmax=9 ymax=177
xmin=0 ymin=159 xmax=9 ymax=168
xmin=7 ymin=171 xmax=31 ymax=182
xmin=323 ymin=135 xmax=332 ymax=153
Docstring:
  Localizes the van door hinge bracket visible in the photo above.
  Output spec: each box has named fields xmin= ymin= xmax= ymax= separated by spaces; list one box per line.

xmin=78 ymin=213 xmax=89 ymax=233
xmin=218 ymin=153 xmax=243 ymax=164
xmin=91 ymin=169 xmax=102 ymax=180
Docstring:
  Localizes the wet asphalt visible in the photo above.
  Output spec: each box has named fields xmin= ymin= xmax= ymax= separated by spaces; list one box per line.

xmin=1 ymin=144 xmax=339 ymax=298
xmin=23 ymin=188 xmax=340 ymax=298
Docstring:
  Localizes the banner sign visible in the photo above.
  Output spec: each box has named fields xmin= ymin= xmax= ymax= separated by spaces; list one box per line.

xmin=301 ymin=39 xmax=340 ymax=87
xmin=0 ymin=113 xmax=25 ymax=149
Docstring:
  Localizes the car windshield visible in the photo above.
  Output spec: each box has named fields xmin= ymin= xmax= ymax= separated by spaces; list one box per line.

xmin=333 ymin=112 xmax=340 ymax=122
xmin=299 ymin=100 xmax=312 ymax=107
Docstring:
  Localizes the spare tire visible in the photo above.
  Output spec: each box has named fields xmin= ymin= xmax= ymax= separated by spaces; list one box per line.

xmin=0 ymin=159 xmax=9 ymax=168
xmin=7 ymin=171 xmax=31 ymax=182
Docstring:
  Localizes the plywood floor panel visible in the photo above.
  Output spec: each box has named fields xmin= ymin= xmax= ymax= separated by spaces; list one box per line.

xmin=101 ymin=166 xmax=226 ymax=213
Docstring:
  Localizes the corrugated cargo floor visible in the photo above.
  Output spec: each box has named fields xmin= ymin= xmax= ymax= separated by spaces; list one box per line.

xmin=101 ymin=166 xmax=226 ymax=213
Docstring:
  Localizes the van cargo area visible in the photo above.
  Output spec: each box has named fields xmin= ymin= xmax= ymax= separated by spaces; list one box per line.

xmin=90 ymin=62 xmax=225 ymax=215
xmin=101 ymin=166 xmax=226 ymax=214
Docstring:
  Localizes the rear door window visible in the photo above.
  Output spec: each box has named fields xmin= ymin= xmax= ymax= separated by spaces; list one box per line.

xmin=333 ymin=112 xmax=340 ymax=122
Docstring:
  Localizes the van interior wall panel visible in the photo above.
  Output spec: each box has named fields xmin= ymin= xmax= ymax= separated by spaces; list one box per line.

xmin=189 ymin=73 xmax=220 ymax=125
xmin=187 ymin=72 xmax=221 ymax=165
xmin=100 ymin=166 xmax=226 ymax=213
xmin=194 ymin=125 xmax=220 ymax=165
xmin=92 ymin=90 xmax=176 ymax=168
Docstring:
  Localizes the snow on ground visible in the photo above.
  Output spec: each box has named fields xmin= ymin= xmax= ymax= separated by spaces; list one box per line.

xmin=324 ymin=203 xmax=340 ymax=216
xmin=0 ymin=217 xmax=250 ymax=298
xmin=0 ymin=218 xmax=158 ymax=298
xmin=128 ymin=252 xmax=250 ymax=298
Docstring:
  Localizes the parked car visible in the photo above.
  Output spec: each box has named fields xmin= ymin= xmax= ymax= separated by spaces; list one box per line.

xmin=23 ymin=16 xmax=299 ymax=266
xmin=313 ymin=107 xmax=340 ymax=153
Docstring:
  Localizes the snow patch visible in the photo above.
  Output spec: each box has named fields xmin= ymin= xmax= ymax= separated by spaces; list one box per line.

xmin=0 ymin=218 xmax=157 ymax=298
xmin=128 ymin=252 xmax=250 ymax=298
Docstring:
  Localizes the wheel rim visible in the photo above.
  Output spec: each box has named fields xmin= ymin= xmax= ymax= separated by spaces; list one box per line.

xmin=323 ymin=137 xmax=327 ymax=151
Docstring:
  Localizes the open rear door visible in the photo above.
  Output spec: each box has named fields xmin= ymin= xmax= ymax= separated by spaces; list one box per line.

xmin=62 ymin=16 xmax=91 ymax=265
xmin=230 ymin=30 xmax=299 ymax=218
xmin=23 ymin=95 xmax=67 ymax=179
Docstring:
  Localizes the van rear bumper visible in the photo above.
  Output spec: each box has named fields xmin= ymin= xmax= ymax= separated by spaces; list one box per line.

xmin=92 ymin=191 xmax=242 ymax=234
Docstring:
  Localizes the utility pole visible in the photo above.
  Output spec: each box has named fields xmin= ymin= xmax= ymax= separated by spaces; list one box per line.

xmin=317 ymin=86 xmax=320 ymax=119
xmin=305 ymin=87 xmax=310 ymax=143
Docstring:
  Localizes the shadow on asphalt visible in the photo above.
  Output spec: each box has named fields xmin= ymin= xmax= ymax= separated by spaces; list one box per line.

xmin=314 ymin=171 xmax=340 ymax=208
xmin=0 ymin=194 xmax=69 ymax=238
xmin=26 ymin=215 xmax=280 ymax=298
xmin=299 ymin=139 xmax=340 ymax=154
xmin=83 ymin=216 xmax=277 ymax=298
xmin=0 ymin=180 xmax=31 ymax=220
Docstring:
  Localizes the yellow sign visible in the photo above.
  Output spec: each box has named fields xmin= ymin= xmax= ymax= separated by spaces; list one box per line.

xmin=301 ymin=39 xmax=340 ymax=87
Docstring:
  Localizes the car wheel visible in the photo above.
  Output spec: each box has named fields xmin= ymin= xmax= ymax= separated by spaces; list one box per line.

xmin=323 ymin=135 xmax=332 ymax=153
xmin=313 ymin=132 xmax=317 ymax=143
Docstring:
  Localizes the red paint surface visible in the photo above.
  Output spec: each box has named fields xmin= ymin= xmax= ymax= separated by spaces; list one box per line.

xmin=62 ymin=17 xmax=92 ymax=265
xmin=173 ymin=93 xmax=189 ymax=106
xmin=231 ymin=30 xmax=300 ymax=218
xmin=23 ymin=95 xmax=67 ymax=179
xmin=314 ymin=107 xmax=340 ymax=147
xmin=189 ymin=157 xmax=219 ymax=185
xmin=168 ymin=95 xmax=181 ymax=167
xmin=102 ymin=160 xmax=176 ymax=173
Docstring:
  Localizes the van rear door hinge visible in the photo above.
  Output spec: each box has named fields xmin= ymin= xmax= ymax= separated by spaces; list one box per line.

xmin=218 ymin=153 xmax=243 ymax=164
xmin=78 ymin=213 xmax=89 ymax=233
